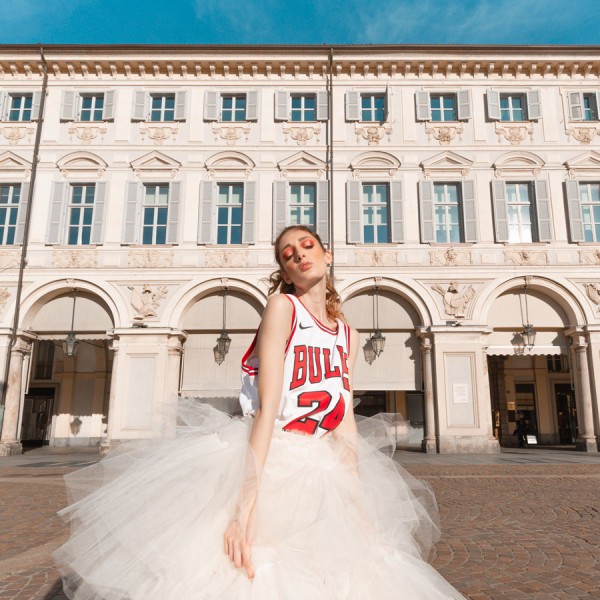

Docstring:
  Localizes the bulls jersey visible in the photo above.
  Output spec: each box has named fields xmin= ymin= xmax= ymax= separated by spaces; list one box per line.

xmin=240 ymin=294 xmax=351 ymax=438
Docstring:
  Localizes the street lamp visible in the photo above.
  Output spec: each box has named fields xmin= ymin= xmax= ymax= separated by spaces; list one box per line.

xmin=62 ymin=289 xmax=79 ymax=358
xmin=363 ymin=337 xmax=376 ymax=365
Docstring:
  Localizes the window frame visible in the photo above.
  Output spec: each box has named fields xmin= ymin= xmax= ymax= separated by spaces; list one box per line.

xmin=0 ymin=183 xmax=21 ymax=245
xmin=142 ymin=183 xmax=170 ymax=245
xmin=8 ymin=93 xmax=32 ymax=122
xmin=79 ymin=93 xmax=105 ymax=122
xmin=505 ymin=182 xmax=536 ymax=243
xmin=216 ymin=182 xmax=244 ymax=245
xmin=360 ymin=93 xmax=386 ymax=123
xmin=67 ymin=183 xmax=96 ymax=246
xmin=578 ymin=181 xmax=600 ymax=242
xmin=433 ymin=182 xmax=463 ymax=243
xmin=415 ymin=90 xmax=471 ymax=122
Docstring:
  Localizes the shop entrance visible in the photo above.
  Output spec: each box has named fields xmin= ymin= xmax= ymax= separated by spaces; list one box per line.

xmin=554 ymin=383 xmax=578 ymax=444
xmin=21 ymin=387 xmax=55 ymax=447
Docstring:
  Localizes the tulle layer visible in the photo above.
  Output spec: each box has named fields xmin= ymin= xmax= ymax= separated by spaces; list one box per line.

xmin=54 ymin=401 xmax=464 ymax=599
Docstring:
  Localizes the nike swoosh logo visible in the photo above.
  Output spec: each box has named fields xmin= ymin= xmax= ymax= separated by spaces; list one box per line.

xmin=298 ymin=323 xmax=313 ymax=329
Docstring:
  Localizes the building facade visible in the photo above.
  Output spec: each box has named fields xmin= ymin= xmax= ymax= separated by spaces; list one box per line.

xmin=0 ymin=44 xmax=598 ymax=455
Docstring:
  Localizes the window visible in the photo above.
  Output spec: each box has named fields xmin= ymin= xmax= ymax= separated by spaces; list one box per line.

xmin=34 ymin=341 xmax=55 ymax=381
xmin=142 ymin=184 xmax=169 ymax=244
xmin=80 ymin=94 xmax=104 ymax=122
xmin=203 ymin=91 xmax=259 ymax=122
xmin=0 ymin=184 xmax=20 ymax=245
xmin=415 ymin=90 xmax=471 ymax=121
xmin=217 ymin=184 xmax=244 ymax=244
xmin=289 ymin=184 xmax=316 ymax=227
xmin=221 ymin=95 xmax=246 ymax=122
xmin=9 ymin=94 xmax=32 ymax=121
xmin=60 ymin=91 xmax=115 ymax=121
xmin=132 ymin=91 xmax=187 ymax=122
xmin=150 ymin=94 xmax=175 ymax=122
xmin=567 ymin=92 xmax=600 ymax=121
xmin=67 ymin=184 xmax=95 ymax=245
xmin=579 ymin=182 xmax=600 ymax=242
xmin=275 ymin=91 xmax=328 ymax=122
xmin=491 ymin=180 xmax=551 ymax=243
xmin=362 ymin=184 xmax=389 ymax=244
xmin=431 ymin=95 xmax=457 ymax=122
xmin=361 ymin=94 xmax=385 ymax=122
xmin=486 ymin=90 xmax=542 ymax=122
xmin=433 ymin=183 xmax=462 ymax=243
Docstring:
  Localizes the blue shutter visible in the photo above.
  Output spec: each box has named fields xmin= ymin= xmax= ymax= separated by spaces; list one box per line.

xmin=390 ymin=181 xmax=404 ymax=243
xmin=316 ymin=91 xmax=329 ymax=121
xmin=565 ymin=180 xmax=584 ymax=242
xmin=415 ymin=91 xmax=431 ymax=121
xmin=272 ymin=181 xmax=289 ymax=242
xmin=198 ymin=181 xmax=216 ymax=244
xmin=346 ymin=181 xmax=362 ymax=243
xmin=457 ymin=90 xmax=471 ymax=121
xmin=246 ymin=90 xmax=259 ymax=121
xmin=47 ymin=182 xmax=67 ymax=245
xmin=568 ymin=92 xmax=584 ymax=121
xmin=242 ymin=182 xmax=257 ymax=244
xmin=132 ymin=91 xmax=147 ymax=121
xmin=527 ymin=91 xmax=542 ymax=121
xmin=316 ymin=181 xmax=329 ymax=244
xmin=60 ymin=91 xmax=77 ymax=121
xmin=462 ymin=180 xmax=478 ymax=242
xmin=345 ymin=91 xmax=360 ymax=121
xmin=123 ymin=182 xmax=142 ymax=244
xmin=274 ymin=91 xmax=288 ymax=121
xmin=166 ymin=181 xmax=181 ymax=244
xmin=491 ymin=180 xmax=509 ymax=242
xmin=103 ymin=90 xmax=116 ymax=120
xmin=486 ymin=90 xmax=501 ymax=120
xmin=203 ymin=91 xmax=219 ymax=121
xmin=535 ymin=180 xmax=552 ymax=241
xmin=14 ymin=182 xmax=29 ymax=245
xmin=90 ymin=182 xmax=107 ymax=245
xmin=418 ymin=181 xmax=435 ymax=243
xmin=174 ymin=92 xmax=187 ymax=121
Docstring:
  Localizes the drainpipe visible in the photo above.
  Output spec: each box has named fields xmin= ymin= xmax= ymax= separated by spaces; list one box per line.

xmin=327 ymin=47 xmax=334 ymax=280
xmin=0 ymin=46 xmax=48 ymax=433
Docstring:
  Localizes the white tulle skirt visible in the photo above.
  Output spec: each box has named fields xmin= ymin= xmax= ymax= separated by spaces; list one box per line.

xmin=54 ymin=401 xmax=464 ymax=599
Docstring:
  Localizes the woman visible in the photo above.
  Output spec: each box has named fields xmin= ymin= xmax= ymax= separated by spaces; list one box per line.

xmin=55 ymin=225 xmax=464 ymax=599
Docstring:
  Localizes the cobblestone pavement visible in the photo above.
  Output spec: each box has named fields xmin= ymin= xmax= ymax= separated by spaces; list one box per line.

xmin=1 ymin=448 xmax=599 ymax=599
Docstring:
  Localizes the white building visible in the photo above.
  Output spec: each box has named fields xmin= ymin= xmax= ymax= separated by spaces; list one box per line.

xmin=0 ymin=44 xmax=598 ymax=455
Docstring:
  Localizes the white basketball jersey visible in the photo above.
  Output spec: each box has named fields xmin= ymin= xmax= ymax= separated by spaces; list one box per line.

xmin=240 ymin=294 xmax=351 ymax=438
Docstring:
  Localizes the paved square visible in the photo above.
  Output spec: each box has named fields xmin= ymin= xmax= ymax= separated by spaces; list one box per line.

xmin=1 ymin=448 xmax=599 ymax=599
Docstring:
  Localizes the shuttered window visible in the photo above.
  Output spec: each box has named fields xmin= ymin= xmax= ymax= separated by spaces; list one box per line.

xmin=217 ymin=184 xmax=244 ymax=244
xmin=221 ymin=95 xmax=246 ymax=122
xmin=431 ymin=95 xmax=457 ymax=122
xmin=80 ymin=94 xmax=105 ymax=122
xmin=506 ymin=183 xmax=534 ymax=242
xmin=289 ymin=183 xmax=316 ymax=227
xmin=0 ymin=184 xmax=21 ymax=245
xmin=67 ymin=184 xmax=96 ymax=245
xmin=132 ymin=91 xmax=187 ymax=122
xmin=433 ymin=183 xmax=462 ymax=243
xmin=416 ymin=90 xmax=471 ymax=121
xmin=579 ymin=182 xmax=600 ymax=242
xmin=487 ymin=90 xmax=541 ymax=121
xmin=361 ymin=94 xmax=385 ymax=122
xmin=142 ymin=184 xmax=169 ymax=244
xmin=8 ymin=94 xmax=33 ymax=121
xmin=362 ymin=184 xmax=389 ymax=244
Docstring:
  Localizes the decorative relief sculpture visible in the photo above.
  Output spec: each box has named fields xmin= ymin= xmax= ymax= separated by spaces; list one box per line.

xmin=282 ymin=125 xmax=321 ymax=145
xmin=53 ymin=249 xmax=97 ymax=269
xmin=0 ymin=250 xmax=20 ymax=269
xmin=212 ymin=124 xmax=251 ymax=146
xmin=430 ymin=247 xmax=472 ymax=266
xmin=205 ymin=249 xmax=249 ymax=268
xmin=356 ymin=250 xmax=398 ymax=267
xmin=565 ymin=126 xmax=600 ymax=144
xmin=139 ymin=123 xmax=179 ymax=145
xmin=580 ymin=249 xmax=600 ymax=265
xmin=504 ymin=249 xmax=548 ymax=266
xmin=0 ymin=288 xmax=10 ymax=313
xmin=431 ymin=281 xmax=476 ymax=318
xmin=495 ymin=122 xmax=534 ymax=145
xmin=583 ymin=283 xmax=600 ymax=313
xmin=128 ymin=283 xmax=168 ymax=321
xmin=128 ymin=250 xmax=174 ymax=268
xmin=354 ymin=124 xmax=392 ymax=146
xmin=424 ymin=123 xmax=463 ymax=145
xmin=0 ymin=125 xmax=35 ymax=145
xmin=67 ymin=125 xmax=107 ymax=145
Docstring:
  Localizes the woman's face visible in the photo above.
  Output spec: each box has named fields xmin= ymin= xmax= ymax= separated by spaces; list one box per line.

xmin=277 ymin=229 xmax=331 ymax=290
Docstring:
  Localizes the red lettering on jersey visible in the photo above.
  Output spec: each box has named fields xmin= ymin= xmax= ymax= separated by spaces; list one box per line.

xmin=323 ymin=348 xmax=341 ymax=379
xmin=289 ymin=346 xmax=307 ymax=390
xmin=308 ymin=346 xmax=323 ymax=384
xmin=321 ymin=393 xmax=346 ymax=432
xmin=337 ymin=345 xmax=350 ymax=392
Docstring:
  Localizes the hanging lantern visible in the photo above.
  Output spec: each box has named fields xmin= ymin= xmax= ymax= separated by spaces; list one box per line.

xmin=62 ymin=289 xmax=79 ymax=358
xmin=214 ymin=287 xmax=231 ymax=365
xmin=522 ymin=324 xmax=536 ymax=350
xmin=371 ymin=329 xmax=386 ymax=356
xmin=363 ymin=336 xmax=376 ymax=365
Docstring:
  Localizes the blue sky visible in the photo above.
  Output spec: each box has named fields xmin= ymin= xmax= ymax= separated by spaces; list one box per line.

xmin=1 ymin=0 xmax=599 ymax=45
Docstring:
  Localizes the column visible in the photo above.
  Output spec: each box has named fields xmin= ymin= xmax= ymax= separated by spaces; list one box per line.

xmin=420 ymin=337 xmax=437 ymax=453
xmin=573 ymin=336 xmax=598 ymax=452
xmin=100 ymin=338 xmax=120 ymax=455
xmin=0 ymin=336 xmax=33 ymax=456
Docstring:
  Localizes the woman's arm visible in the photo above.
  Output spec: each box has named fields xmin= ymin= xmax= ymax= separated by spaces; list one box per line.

xmin=333 ymin=326 xmax=359 ymax=440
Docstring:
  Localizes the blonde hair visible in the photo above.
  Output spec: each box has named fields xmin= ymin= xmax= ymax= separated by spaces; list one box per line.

xmin=268 ymin=225 xmax=344 ymax=322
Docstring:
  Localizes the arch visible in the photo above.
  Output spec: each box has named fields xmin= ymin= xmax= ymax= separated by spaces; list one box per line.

xmin=340 ymin=277 xmax=432 ymax=327
xmin=493 ymin=151 xmax=545 ymax=178
xmin=477 ymin=275 xmax=589 ymax=327
xmin=349 ymin=151 xmax=400 ymax=179
xmin=167 ymin=278 xmax=267 ymax=331
xmin=205 ymin=151 xmax=255 ymax=180
xmin=57 ymin=151 xmax=108 ymax=179
xmin=15 ymin=278 xmax=127 ymax=332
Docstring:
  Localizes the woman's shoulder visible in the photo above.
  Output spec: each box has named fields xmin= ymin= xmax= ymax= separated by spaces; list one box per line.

xmin=262 ymin=293 xmax=295 ymax=323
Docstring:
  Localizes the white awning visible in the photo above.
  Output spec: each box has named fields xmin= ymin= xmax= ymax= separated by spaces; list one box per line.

xmin=486 ymin=330 xmax=568 ymax=356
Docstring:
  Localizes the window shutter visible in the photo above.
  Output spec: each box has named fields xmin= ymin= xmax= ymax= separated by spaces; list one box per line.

xmin=462 ymin=180 xmax=478 ymax=242
xmin=174 ymin=91 xmax=187 ymax=121
xmin=534 ymin=180 xmax=552 ymax=241
xmin=527 ymin=91 xmax=542 ymax=121
xmin=60 ymin=91 xmax=77 ymax=121
xmin=272 ymin=181 xmax=289 ymax=242
xmin=418 ymin=181 xmax=435 ymax=243
xmin=567 ymin=92 xmax=584 ymax=121
xmin=415 ymin=91 xmax=431 ymax=121
xmin=486 ymin=90 xmax=501 ymax=120
xmin=316 ymin=91 xmax=329 ymax=121
xmin=123 ymin=182 xmax=142 ymax=244
xmin=198 ymin=181 xmax=216 ymax=244
xmin=246 ymin=90 xmax=259 ymax=121
xmin=565 ymin=180 xmax=584 ymax=242
xmin=132 ymin=91 xmax=147 ymax=121
xmin=346 ymin=181 xmax=362 ymax=243
xmin=274 ymin=91 xmax=289 ymax=121
xmin=0 ymin=93 xmax=5 ymax=121
xmin=103 ymin=90 xmax=116 ymax=120
xmin=491 ymin=180 xmax=509 ymax=242
xmin=90 ymin=182 xmax=107 ymax=245
xmin=31 ymin=91 xmax=42 ymax=120
xmin=166 ymin=181 xmax=181 ymax=244
xmin=47 ymin=182 xmax=67 ymax=245
xmin=316 ymin=181 xmax=329 ymax=244
xmin=345 ymin=91 xmax=360 ymax=121
xmin=242 ymin=182 xmax=257 ymax=245
xmin=596 ymin=93 xmax=600 ymax=120
xmin=14 ymin=183 xmax=29 ymax=245
xmin=389 ymin=181 xmax=404 ymax=243
xmin=457 ymin=90 xmax=471 ymax=121
xmin=203 ymin=90 xmax=219 ymax=121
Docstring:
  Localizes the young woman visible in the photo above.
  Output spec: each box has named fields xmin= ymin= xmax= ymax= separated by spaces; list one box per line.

xmin=55 ymin=225 xmax=464 ymax=599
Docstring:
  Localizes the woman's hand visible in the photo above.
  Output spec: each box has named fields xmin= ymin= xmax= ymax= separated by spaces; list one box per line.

xmin=224 ymin=509 xmax=255 ymax=579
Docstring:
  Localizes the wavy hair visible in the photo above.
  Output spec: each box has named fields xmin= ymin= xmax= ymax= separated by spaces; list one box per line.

xmin=268 ymin=225 xmax=344 ymax=322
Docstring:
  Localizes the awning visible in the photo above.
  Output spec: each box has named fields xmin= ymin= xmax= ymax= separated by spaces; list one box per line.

xmin=485 ymin=330 xmax=568 ymax=356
